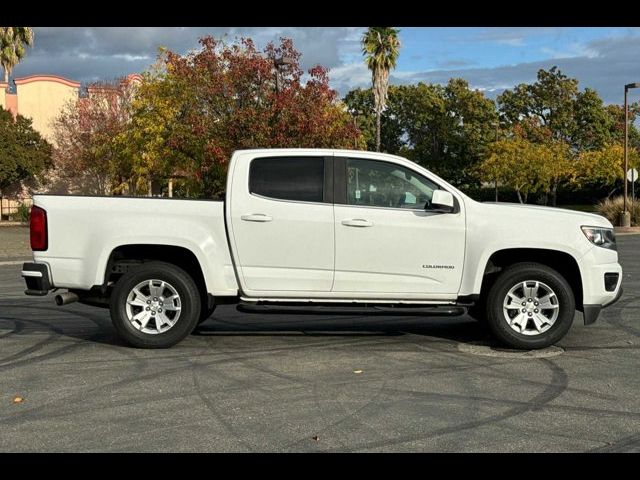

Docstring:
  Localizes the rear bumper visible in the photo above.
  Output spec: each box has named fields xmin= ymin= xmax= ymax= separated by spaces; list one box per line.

xmin=22 ymin=262 xmax=52 ymax=296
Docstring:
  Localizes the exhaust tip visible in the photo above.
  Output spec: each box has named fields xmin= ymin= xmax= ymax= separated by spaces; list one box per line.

xmin=54 ymin=292 xmax=79 ymax=306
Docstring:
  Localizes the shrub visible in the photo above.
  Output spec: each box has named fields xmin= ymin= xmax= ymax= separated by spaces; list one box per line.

xmin=16 ymin=202 xmax=30 ymax=223
xmin=595 ymin=195 xmax=640 ymax=226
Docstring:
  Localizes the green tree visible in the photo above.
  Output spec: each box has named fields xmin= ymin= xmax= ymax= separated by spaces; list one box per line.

xmin=574 ymin=143 xmax=639 ymax=188
xmin=344 ymin=80 xmax=499 ymax=184
xmin=573 ymin=88 xmax=615 ymax=151
xmin=112 ymin=63 xmax=184 ymax=195
xmin=474 ymin=138 xmax=539 ymax=203
xmin=395 ymin=80 xmax=498 ymax=183
xmin=361 ymin=27 xmax=401 ymax=152
xmin=0 ymin=27 xmax=34 ymax=83
xmin=605 ymin=103 xmax=640 ymax=150
xmin=498 ymin=66 xmax=579 ymax=144
xmin=0 ymin=107 xmax=51 ymax=206
xmin=344 ymin=86 xmax=404 ymax=154
xmin=535 ymin=140 xmax=574 ymax=206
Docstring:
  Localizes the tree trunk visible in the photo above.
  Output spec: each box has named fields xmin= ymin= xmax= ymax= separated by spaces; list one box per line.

xmin=375 ymin=110 xmax=381 ymax=152
xmin=551 ymin=183 xmax=558 ymax=207
xmin=516 ymin=189 xmax=523 ymax=204
xmin=3 ymin=69 xmax=8 ymax=84
xmin=495 ymin=181 xmax=498 ymax=202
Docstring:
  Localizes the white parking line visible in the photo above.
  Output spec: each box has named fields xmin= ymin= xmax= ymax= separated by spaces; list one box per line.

xmin=0 ymin=261 xmax=26 ymax=266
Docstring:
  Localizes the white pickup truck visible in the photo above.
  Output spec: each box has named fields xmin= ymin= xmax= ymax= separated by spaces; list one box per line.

xmin=22 ymin=149 xmax=623 ymax=349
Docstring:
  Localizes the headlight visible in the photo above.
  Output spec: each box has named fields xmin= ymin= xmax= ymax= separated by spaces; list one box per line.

xmin=581 ymin=226 xmax=617 ymax=251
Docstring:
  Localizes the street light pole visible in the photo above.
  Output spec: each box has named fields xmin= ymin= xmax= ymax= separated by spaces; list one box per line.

xmin=495 ymin=120 xmax=499 ymax=202
xmin=273 ymin=56 xmax=294 ymax=94
xmin=622 ymin=83 xmax=640 ymax=227
xmin=624 ymin=86 xmax=629 ymax=220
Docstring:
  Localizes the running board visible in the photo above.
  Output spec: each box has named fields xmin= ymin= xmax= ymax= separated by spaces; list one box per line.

xmin=236 ymin=303 xmax=466 ymax=316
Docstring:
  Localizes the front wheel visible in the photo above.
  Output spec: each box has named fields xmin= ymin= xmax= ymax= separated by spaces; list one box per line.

xmin=485 ymin=262 xmax=575 ymax=350
xmin=109 ymin=261 xmax=201 ymax=348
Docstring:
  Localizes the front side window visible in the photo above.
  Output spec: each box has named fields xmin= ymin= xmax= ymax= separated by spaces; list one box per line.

xmin=346 ymin=158 xmax=439 ymax=209
xmin=249 ymin=157 xmax=325 ymax=203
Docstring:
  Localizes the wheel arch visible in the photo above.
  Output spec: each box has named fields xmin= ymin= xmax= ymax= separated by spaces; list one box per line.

xmin=103 ymin=244 xmax=209 ymax=303
xmin=476 ymin=248 xmax=583 ymax=311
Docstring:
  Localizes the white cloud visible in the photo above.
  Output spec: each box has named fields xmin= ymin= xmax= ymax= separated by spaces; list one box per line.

xmin=328 ymin=62 xmax=370 ymax=92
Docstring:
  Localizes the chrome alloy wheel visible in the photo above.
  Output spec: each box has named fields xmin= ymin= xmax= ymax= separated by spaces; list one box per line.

xmin=125 ymin=279 xmax=182 ymax=334
xmin=502 ymin=280 xmax=559 ymax=336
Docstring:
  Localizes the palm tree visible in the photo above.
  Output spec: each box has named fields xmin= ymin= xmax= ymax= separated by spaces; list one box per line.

xmin=1 ymin=27 xmax=34 ymax=83
xmin=361 ymin=27 xmax=400 ymax=152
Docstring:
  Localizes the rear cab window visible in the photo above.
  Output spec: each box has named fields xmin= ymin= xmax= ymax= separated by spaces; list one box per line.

xmin=249 ymin=157 xmax=326 ymax=203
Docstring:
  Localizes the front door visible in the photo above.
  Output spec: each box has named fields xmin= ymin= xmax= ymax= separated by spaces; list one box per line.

xmin=332 ymin=156 xmax=466 ymax=297
xmin=228 ymin=154 xmax=335 ymax=293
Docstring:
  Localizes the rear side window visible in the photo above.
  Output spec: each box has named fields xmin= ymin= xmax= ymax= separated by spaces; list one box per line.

xmin=249 ymin=157 xmax=325 ymax=203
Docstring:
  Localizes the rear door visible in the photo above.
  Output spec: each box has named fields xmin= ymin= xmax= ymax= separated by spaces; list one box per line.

xmin=228 ymin=153 xmax=335 ymax=293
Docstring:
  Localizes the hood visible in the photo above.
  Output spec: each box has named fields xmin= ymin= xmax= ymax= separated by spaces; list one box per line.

xmin=477 ymin=201 xmax=612 ymax=228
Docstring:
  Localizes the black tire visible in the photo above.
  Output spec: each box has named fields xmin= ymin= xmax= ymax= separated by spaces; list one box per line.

xmin=109 ymin=261 xmax=201 ymax=348
xmin=198 ymin=305 xmax=216 ymax=325
xmin=485 ymin=262 xmax=575 ymax=350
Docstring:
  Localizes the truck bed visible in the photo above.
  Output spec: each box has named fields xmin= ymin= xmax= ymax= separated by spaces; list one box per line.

xmin=31 ymin=195 xmax=238 ymax=295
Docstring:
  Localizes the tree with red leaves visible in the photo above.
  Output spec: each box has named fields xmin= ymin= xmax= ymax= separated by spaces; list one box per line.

xmin=125 ymin=36 xmax=363 ymax=198
xmin=52 ymin=77 xmax=136 ymax=195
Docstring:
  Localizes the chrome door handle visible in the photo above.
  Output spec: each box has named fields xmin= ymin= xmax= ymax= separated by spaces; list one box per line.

xmin=341 ymin=218 xmax=373 ymax=227
xmin=241 ymin=214 xmax=273 ymax=222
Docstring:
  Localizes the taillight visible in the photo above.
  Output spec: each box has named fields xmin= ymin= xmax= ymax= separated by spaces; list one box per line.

xmin=30 ymin=206 xmax=48 ymax=251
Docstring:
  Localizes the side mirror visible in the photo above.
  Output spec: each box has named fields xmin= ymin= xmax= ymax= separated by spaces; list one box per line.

xmin=431 ymin=190 xmax=455 ymax=213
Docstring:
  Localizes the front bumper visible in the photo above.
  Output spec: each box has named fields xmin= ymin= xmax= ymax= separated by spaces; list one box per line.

xmin=578 ymin=246 xmax=623 ymax=325
xmin=583 ymin=285 xmax=623 ymax=325
xmin=22 ymin=262 xmax=52 ymax=296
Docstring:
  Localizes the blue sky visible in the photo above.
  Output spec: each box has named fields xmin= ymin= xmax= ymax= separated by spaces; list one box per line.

xmin=10 ymin=27 xmax=640 ymax=104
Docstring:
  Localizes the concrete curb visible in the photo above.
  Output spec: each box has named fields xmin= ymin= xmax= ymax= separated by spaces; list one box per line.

xmin=0 ymin=260 xmax=29 ymax=266
xmin=615 ymin=227 xmax=640 ymax=235
xmin=0 ymin=222 xmax=28 ymax=227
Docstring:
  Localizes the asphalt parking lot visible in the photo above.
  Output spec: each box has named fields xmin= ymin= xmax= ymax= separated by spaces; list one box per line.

xmin=1 ymin=226 xmax=639 ymax=452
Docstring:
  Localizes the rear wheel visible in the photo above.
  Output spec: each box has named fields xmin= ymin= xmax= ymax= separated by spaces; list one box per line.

xmin=109 ymin=261 xmax=201 ymax=348
xmin=485 ymin=262 xmax=575 ymax=349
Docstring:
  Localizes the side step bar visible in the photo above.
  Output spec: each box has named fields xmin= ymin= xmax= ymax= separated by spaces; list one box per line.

xmin=237 ymin=303 xmax=466 ymax=316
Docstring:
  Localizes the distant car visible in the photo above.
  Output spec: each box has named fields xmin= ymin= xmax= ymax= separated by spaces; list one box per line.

xmin=22 ymin=149 xmax=623 ymax=349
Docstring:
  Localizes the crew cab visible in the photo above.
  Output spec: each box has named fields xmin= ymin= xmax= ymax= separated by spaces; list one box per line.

xmin=22 ymin=149 xmax=623 ymax=349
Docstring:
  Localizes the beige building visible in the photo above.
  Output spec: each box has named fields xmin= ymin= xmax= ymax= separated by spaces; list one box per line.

xmin=1 ymin=73 xmax=142 ymax=142
xmin=1 ymin=75 xmax=81 ymax=142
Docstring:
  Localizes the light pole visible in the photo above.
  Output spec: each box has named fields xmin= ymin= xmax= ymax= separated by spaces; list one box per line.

xmin=494 ymin=120 xmax=500 ymax=202
xmin=273 ymin=56 xmax=294 ymax=94
xmin=622 ymin=83 xmax=640 ymax=227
